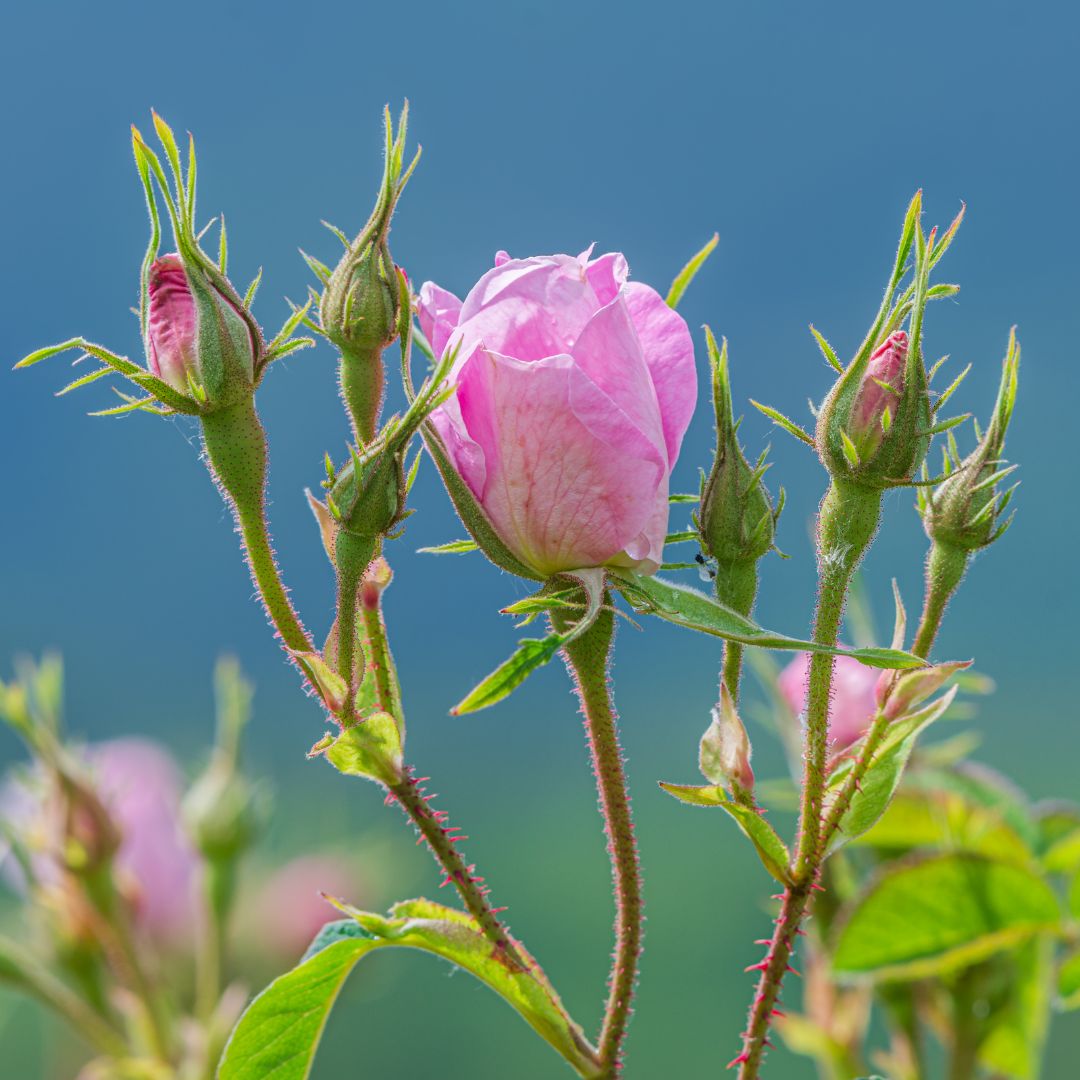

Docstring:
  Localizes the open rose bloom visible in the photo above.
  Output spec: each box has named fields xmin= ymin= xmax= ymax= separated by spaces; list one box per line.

xmin=418 ymin=250 xmax=696 ymax=577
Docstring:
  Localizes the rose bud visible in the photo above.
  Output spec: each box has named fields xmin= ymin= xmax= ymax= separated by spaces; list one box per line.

xmin=922 ymin=328 xmax=1021 ymax=554
xmin=778 ymin=652 xmax=878 ymax=749
xmin=146 ymin=253 xmax=258 ymax=406
xmin=697 ymin=328 xmax=779 ymax=615
xmin=418 ymin=248 xmax=696 ymax=579
xmin=320 ymin=106 xmax=416 ymax=442
xmin=699 ymin=683 xmax=755 ymax=801
xmin=847 ymin=330 xmax=908 ymax=460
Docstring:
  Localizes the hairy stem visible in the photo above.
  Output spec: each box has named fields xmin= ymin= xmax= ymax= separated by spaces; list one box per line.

xmin=557 ymin=604 xmax=642 ymax=1076
xmin=737 ymin=482 xmax=881 ymax=1077
xmin=715 ymin=559 xmax=759 ymax=701
xmin=912 ymin=540 xmax=969 ymax=659
xmin=386 ymin=771 xmax=528 ymax=972
xmin=340 ymin=346 xmax=384 ymax=446
xmin=201 ymin=399 xmax=313 ymax=655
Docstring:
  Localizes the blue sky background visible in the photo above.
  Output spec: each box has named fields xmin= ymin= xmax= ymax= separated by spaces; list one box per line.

xmin=1 ymin=1 xmax=1077 ymax=1075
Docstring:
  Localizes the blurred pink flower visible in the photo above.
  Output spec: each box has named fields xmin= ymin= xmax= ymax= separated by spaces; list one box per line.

xmin=257 ymin=855 xmax=362 ymax=960
xmin=778 ymin=653 xmax=878 ymax=749
xmin=92 ymin=739 xmax=197 ymax=939
xmin=417 ymin=249 xmax=696 ymax=576
xmin=1 ymin=738 xmax=197 ymax=940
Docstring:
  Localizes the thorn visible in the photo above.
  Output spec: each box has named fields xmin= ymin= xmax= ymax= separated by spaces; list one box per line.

xmin=745 ymin=961 xmax=769 ymax=973
xmin=810 ymin=882 xmax=826 ymax=893
xmin=771 ymin=1009 xmax=786 ymax=1018
xmin=754 ymin=939 xmax=773 ymax=946
xmin=727 ymin=1053 xmax=750 ymax=1068
xmin=786 ymin=964 xmax=801 ymax=977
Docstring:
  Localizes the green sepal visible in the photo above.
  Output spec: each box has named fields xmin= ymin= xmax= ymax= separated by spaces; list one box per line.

xmin=416 ymin=538 xmax=479 ymax=555
xmin=665 ymin=232 xmax=718 ymax=309
xmin=659 ymin=782 xmax=791 ymax=885
xmin=218 ymin=899 xmax=601 ymax=1080
xmin=610 ymin=571 xmax=923 ymax=669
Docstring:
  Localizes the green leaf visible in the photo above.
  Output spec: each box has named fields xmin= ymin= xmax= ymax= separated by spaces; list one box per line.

xmin=665 ymin=232 xmax=719 ymax=309
xmin=1043 ymin=828 xmax=1080 ymax=874
xmin=825 ymin=689 xmax=957 ymax=855
xmin=452 ymin=635 xmax=565 ymax=714
xmin=610 ymin=572 xmax=923 ymax=669
xmin=325 ymin=712 xmax=403 ymax=786
xmin=453 ymin=571 xmax=605 ymax=715
xmin=1058 ymin=948 xmax=1080 ymax=1010
xmin=659 ymin=782 xmax=791 ymax=885
xmin=416 ymin=538 xmax=480 ymax=555
xmin=910 ymin=765 xmax=1039 ymax=853
xmin=853 ymin=790 xmax=1033 ymax=864
xmin=831 ymin=853 xmax=1061 ymax=983
xmin=978 ymin=936 xmax=1053 ymax=1080
xmin=218 ymin=901 xmax=600 ymax=1080
xmin=218 ymin=935 xmax=374 ymax=1080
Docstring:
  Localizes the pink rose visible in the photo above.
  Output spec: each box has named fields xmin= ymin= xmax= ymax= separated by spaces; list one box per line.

xmin=418 ymin=249 xmax=696 ymax=577
xmin=778 ymin=653 xmax=879 ymax=749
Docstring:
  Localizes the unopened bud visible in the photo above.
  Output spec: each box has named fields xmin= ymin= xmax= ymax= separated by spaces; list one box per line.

xmin=182 ymin=764 xmax=264 ymax=863
xmin=146 ymin=253 xmax=259 ymax=408
xmin=697 ymin=330 xmax=778 ymax=614
xmin=922 ymin=329 xmax=1020 ymax=552
xmin=848 ymin=331 xmax=907 ymax=458
xmin=699 ymin=683 xmax=754 ymax=798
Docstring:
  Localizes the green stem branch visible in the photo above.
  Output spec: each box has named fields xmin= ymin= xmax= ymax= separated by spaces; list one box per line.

xmin=912 ymin=540 xmax=969 ymax=660
xmin=737 ymin=482 xmax=881 ymax=1078
xmin=386 ymin=771 xmax=529 ymax=972
xmin=201 ymin=398 xmax=313 ymax=656
xmin=558 ymin=604 xmax=642 ymax=1077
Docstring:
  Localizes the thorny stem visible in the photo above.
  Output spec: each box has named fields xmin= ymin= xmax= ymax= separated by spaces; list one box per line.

xmin=386 ymin=771 xmax=529 ymax=973
xmin=557 ymin=603 xmax=642 ymax=1077
xmin=737 ymin=482 xmax=881 ymax=1078
xmin=363 ymin=564 xmax=528 ymax=975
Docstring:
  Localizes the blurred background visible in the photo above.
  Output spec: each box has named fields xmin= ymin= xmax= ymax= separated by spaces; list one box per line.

xmin=1 ymin=0 xmax=1077 ymax=1075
